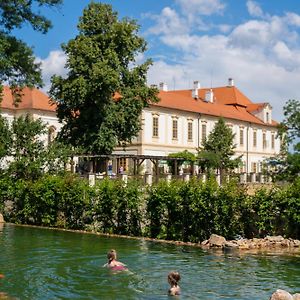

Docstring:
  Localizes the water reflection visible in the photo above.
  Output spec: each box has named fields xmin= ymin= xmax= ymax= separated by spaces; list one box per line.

xmin=0 ymin=224 xmax=299 ymax=300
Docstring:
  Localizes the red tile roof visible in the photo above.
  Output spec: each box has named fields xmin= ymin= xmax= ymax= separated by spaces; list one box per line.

xmin=1 ymin=86 xmax=56 ymax=112
xmin=154 ymin=86 xmax=277 ymax=126
xmin=1 ymin=85 xmax=278 ymax=127
xmin=246 ymin=103 xmax=266 ymax=113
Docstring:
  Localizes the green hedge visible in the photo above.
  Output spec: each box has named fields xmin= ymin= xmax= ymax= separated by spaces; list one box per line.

xmin=0 ymin=174 xmax=299 ymax=241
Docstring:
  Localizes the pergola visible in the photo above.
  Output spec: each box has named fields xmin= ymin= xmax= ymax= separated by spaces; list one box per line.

xmin=71 ymin=154 xmax=196 ymax=176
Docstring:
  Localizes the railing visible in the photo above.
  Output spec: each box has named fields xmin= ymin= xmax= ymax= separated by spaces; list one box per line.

xmin=86 ymin=172 xmax=273 ymax=187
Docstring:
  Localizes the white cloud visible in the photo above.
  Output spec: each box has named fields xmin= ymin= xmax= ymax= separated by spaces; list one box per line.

xmin=35 ymin=50 xmax=67 ymax=93
xmin=285 ymin=12 xmax=300 ymax=27
xmin=175 ymin=0 xmax=225 ymax=16
xmin=146 ymin=3 xmax=300 ymax=121
xmin=247 ymin=0 xmax=264 ymax=18
xmin=147 ymin=7 xmax=189 ymax=36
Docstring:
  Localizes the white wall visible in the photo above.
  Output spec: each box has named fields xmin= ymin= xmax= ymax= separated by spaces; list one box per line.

xmin=138 ymin=106 xmax=280 ymax=174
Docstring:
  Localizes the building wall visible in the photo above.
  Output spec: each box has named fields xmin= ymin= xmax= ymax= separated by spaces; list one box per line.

xmin=1 ymin=108 xmax=62 ymax=146
xmin=121 ymin=105 xmax=281 ymax=174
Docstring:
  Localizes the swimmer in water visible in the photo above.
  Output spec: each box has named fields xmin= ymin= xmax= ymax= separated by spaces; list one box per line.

xmin=104 ymin=249 xmax=127 ymax=271
xmin=168 ymin=271 xmax=181 ymax=296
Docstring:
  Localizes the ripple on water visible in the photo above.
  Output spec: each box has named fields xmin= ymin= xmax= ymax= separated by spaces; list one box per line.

xmin=0 ymin=224 xmax=299 ymax=300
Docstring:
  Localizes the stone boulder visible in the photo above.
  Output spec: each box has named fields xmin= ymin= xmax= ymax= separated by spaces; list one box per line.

xmin=0 ymin=214 xmax=4 ymax=223
xmin=266 ymin=235 xmax=284 ymax=242
xmin=293 ymin=294 xmax=300 ymax=300
xmin=270 ymin=289 xmax=293 ymax=300
xmin=208 ymin=234 xmax=226 ymax=248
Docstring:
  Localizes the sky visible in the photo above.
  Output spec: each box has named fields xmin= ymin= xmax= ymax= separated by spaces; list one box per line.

xmin=13 ymin=0 xmax=300 ymax=121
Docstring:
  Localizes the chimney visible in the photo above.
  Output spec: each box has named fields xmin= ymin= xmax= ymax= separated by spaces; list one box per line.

xmin=228 ymin=78 xmax=234 ymax=87
xmin=192 ymin=80 xmax=200 ymax=99
xmin=159 ymin=82 xmax=168 ymax=91
xmin=205 ymin=89 xmax=214 ymax=103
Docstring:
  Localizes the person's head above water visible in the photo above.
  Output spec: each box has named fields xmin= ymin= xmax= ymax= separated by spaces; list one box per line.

xmin=168 ymin=271 xmax=181 ymax=296
xmin=168 ymin=271 xmax=180 ymax=286
xmin=107 ymin=249 xmax=117 ymax=262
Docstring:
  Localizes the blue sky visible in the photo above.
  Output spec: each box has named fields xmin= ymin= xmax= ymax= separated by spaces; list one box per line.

xmin=13 ymin=0 xmax=300 ymax=121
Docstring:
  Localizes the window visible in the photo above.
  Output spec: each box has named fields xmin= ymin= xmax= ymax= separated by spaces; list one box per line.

xmin=251 ymin=162 xmax=257 ymax=173
xmin=119 ymin=158 xmax=127 ymax=172
xmin=266 ymin=112 xmax=269 ymax=123
xmin=271 ymin=133 xmax=275 ymax=149
xmin=263 ymin=132 xmax=267 ymax=149
xmin=48 ymin=126 xmax=56 ymax=145
xmin=253 ymin=130 xmax=257 ymax=147
xmin=152 ymin=115 xmax=159 ymax=137
xmin=172 ymin=119 xmax=178 ymax=140
xmin=239 ymin=128 xmax=244 ymax=146
xmin=239 ymin=161 xmax=246 ymax=173
xmin=188 ymin=121 xmax=193 ymax=141
xmin=201 ymin=123 xmax=207 ymax=143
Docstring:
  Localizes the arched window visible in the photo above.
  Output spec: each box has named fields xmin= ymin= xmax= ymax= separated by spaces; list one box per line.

xmin=48 ymin=126 xmax=56 ymax=145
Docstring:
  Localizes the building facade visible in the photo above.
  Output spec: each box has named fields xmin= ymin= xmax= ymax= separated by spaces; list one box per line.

xmin=1 ymin=86 xmax=61 ymax=145
xmin=1 ymin=79 xmax=281 ymax=175
xmin=114 ymin=79 xmax=280 ymax=174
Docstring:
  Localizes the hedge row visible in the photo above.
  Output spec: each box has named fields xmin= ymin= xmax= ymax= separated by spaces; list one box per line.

xmin=0 ymin=174 xmax=299 ymax=241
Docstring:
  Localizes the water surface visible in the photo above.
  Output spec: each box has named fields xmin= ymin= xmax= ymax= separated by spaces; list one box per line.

xmin=0 ymin=224 xmax=299 ymax=299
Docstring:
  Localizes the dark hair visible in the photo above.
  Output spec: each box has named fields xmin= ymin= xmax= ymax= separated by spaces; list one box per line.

xmin=168 ymin=271 xmax=181 ymax=286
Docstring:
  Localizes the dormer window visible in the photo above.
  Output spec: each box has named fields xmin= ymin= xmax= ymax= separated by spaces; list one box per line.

xmin=264 ymin=104 xmax=272 ymax=124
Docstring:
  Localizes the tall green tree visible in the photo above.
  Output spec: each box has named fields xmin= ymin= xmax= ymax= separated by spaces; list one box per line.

xmin=268 ymin=99 xmax=300 ymax=181
xmin=198 ymin=118 xmax=241 ymax=177
xmin=278 ymin=99 xmax=300 ymax=146
xmin=0 ymin=0 xmax=62 ymax=96
xmin=50 ymin=3 xmax=158 ymax=154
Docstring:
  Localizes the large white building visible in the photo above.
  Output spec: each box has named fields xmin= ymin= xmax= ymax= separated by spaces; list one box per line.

xmin=1 ymin=79 xmax=280 ymax=174
xmin=115 ymin=78 xmax=280 ymax=174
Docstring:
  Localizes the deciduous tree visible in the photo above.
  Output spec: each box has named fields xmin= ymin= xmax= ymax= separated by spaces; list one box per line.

xmin=198 ymin=118 xmax=241 ymax=178
xmin=7 ymin=114 xmax=70 ymax=180
xmin=0 ymin=0 xmax=62 ymax=96
xmin=50 ymin=3 xmax=158 ymax=154
xmin=268 ymin=99 xmax=300 ymax=181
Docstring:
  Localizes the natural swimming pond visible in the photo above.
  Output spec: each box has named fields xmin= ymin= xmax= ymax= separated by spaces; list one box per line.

xmin=0 ymin=224 xmax=299 ymax=299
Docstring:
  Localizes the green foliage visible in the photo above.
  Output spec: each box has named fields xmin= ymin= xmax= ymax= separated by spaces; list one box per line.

xmin=0 ymin=114 xmax=71 ymax=179
xmin=56 ymin=174 xmax=90 ymax=229
xmin=50 ymin=3 xmax=158 ymax=154
xmin=91 ymin=178 xmax=118 ymax=233
xmin=268 ymin=99 xmax=300 ymax=182
xmin=0 ymin=173 xmax=90 ymax=228
xmin=0 ymin=33 xmax=42 ymax=93
xmin=167 ymin=150 xmax=196 ymax=174
xmin=115 ymin=179 xmax=143 ymax=236
xmin=6 ymin=114 xmax=69 ymax=180
xmin=0 ymin=115 xmax=11 ymax=161
xmin=198 ymin=118 xmax=241 ymax=176
xmin=146 ymin=178 xmax=246 ymax=242
xmin=279 ymin=99 xmax=300 ymax=145
xmin=1 ymin=175 xmax=299 ymax=241
xmin=146 ymin=180 xmax=184 ymax=239
xmin=89 ymin=178 xmax=144 ymax=235
xmin=0 ymin=0 xmax=62 ymax=90
xmin=241 ymin=180 xmax=300 ymax=239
